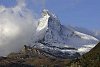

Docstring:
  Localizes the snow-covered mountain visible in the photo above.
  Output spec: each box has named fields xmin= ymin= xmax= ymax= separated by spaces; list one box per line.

xmin=33 ymin=9 xmax=99 ymax=58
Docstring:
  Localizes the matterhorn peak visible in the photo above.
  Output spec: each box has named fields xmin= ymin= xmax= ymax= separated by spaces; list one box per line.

xmin=37 ymin=9 xmax=61 ymax=31
xmin=41 ymin=9 xmax=49 ymax=17
xmin=36 ymin=9 xmax=50 ymax=31
xmin=42 ymin=9 xmax=58 ymax=19
xmin=35 ymin=9 xmax=99 ymax=58
xmin=36 ymin=9 xmax=61 ymax=42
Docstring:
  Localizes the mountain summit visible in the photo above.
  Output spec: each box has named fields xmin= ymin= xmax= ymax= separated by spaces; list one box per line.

xmin=33 ymin=9 xmax=99 ymax=58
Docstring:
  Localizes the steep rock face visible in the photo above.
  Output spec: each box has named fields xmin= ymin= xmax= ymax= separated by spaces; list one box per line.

xmin=35 ymin=9 xmax=99 ymax=58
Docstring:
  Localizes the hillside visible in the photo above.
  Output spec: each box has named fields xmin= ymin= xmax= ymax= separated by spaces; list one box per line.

xmin=68 ymin=42 xmax=100 ymax=67
xmin=0 ymin=45 xmax=71 ymax=67
xmin=0 ymin=42 xmax=100 ymax=67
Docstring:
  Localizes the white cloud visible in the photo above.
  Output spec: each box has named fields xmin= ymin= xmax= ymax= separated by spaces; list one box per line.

xmin=0 ymin=0 xmax=38 ymax=56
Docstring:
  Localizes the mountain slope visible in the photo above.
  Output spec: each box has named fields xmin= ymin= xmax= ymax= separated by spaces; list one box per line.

xmin=68 ymin=42 xmax=100 ymax=67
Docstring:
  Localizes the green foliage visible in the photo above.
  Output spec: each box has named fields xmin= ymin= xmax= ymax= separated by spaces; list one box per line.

xmin=69 ymin=42 xmax=100 ymax=67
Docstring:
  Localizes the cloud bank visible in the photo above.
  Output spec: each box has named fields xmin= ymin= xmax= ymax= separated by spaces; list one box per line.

xmin=0 ymin=0 xmax=38 ymax=56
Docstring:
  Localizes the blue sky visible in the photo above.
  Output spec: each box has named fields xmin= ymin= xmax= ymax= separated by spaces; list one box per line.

xmin=0 ymin=0 xmax=100 ymax=30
